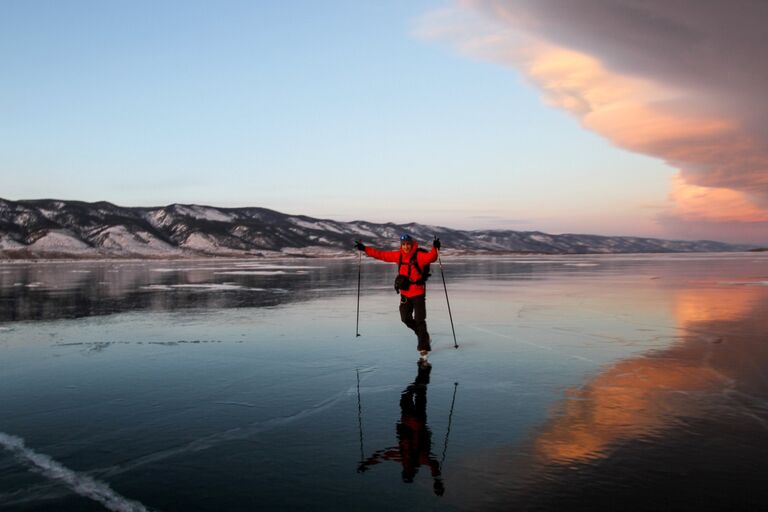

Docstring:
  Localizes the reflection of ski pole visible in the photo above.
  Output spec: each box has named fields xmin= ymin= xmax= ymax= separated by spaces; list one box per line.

xmin=356 ymin=369 xmax=365 ymax=464
xmin=435 ymin=238 xmax=458 ymax=348
xmin=356 ymin=250 xmax=362 ymax=337
xmin=440 ymin=382 xmax=459 ymax=469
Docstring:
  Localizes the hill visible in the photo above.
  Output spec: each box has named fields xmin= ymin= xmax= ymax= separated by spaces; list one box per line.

xmin=0 ymin=198 xmax=754 ymax=259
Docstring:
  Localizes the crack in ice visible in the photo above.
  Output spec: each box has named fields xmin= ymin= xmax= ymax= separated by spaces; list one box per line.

xmin=0 ymin=432 xmax=149 ymax=512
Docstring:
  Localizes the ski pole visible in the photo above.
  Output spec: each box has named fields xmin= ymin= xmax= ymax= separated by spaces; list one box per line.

xmin=436 ymin=238 xmax=458 ymax=348
xmin=440 ymin=382 xmax=459 ymax=469
xmin=356 ymin=248 xmax=362 ymax=337
xmin=357 ymin=369 xmax=365 ymax=464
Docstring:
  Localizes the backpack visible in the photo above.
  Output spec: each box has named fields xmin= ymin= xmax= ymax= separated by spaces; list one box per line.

xmin=398 ymin=248 xmax=432 ymax=286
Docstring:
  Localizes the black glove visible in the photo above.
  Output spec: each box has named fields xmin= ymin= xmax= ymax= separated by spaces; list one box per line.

xmin=354 ymin=240 xmax=366 ymax=251
xmin=433 ymin=238 xmax=441 ymax=250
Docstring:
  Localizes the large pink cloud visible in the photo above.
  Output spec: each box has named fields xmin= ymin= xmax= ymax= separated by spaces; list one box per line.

xmin=419 ymin=0 xmax=768 ymax=243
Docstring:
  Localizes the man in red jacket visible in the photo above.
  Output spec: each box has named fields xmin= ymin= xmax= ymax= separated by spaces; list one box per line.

xmin=357 ymin=362 xmax=444 ymax=495
xmin=355 ymin=234 xmax=441 ymax=361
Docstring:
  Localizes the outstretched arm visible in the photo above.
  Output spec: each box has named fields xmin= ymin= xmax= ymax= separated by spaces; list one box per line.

xmin=355 ymin=240 xmax=400 ymax=263
xmin=365 ymin=246 xmax=400 ymax=263
xmin=357 ymin=448 xmax=401 ymax=472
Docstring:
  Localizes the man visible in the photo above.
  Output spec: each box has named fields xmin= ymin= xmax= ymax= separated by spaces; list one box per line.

xmin=355 ymin=234 xmax=441 ymax=362
xmin=357 ymin=362 xmax=445 ymax=496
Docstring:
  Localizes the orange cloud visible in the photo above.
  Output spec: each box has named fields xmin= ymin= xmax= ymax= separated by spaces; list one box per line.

xmin=519 ymin=45 xmax=735 ymax=155
xmin=418 ymin=1 xmax=768 ymax=241
xmin=668 ymin=174 xmax=768 ymax=223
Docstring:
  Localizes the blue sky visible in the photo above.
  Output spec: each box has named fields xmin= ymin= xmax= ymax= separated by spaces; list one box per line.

xmin=0 ymin=1 xmax=707 ymax=239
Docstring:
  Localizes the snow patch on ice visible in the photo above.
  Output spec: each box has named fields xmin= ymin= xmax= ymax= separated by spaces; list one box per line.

xmin=140 ymin=283 xmax=266 ymax=291
xmin=171 ymin=283 xmax=245 ymax=290
xmin=231 ymin=264 xmax=323 ymax=270
xmin=149 ymin=264 xmax=322 ymax=273
xmin=214 ymin=270 xmax=296 ymax=276
xmin=280 ymin=246 xmax=346 ymax=256
xmin=139 ymin=284 xmax=173 ymax=291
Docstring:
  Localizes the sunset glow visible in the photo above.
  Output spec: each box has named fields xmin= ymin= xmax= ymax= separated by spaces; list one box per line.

xmin=532 ymin=283 xmax=759 ymax=464
xmin=421 ymin=1 xmax=768 ymax=243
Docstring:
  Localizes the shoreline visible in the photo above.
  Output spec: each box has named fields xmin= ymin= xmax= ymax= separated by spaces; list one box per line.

xmin=1 ymin=249 xmax=763 ymax=265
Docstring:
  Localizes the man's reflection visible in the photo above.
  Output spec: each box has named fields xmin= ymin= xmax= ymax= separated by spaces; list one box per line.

xmin=358 ymin=362 xmax=445 ymax=496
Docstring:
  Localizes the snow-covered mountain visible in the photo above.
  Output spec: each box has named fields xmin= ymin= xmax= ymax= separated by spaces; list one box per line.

xmin=0 ymin=198 xmax=754 ymax=258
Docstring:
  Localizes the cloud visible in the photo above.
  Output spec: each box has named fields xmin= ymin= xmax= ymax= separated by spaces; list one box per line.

xmin=659 ymin=173 xmax=768 ymax=242
xmin=419 ymin=0 xmax=768 ymax=243
xmin=668 ymin=174 xmax=768 ymax=223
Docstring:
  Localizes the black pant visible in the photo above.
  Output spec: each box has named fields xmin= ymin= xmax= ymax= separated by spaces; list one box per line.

xmin=399 ymin=294 xmax=431 ymax=352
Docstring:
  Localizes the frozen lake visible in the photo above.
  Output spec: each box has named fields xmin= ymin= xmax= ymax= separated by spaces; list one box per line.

xmin=2 ymin=253 xmax=768 ymax=511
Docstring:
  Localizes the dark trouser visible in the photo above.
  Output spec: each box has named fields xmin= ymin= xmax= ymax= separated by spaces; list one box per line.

xmin=399 ymin=294 xmax=431 ymax=352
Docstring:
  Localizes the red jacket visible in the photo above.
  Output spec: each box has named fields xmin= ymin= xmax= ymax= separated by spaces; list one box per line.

xmin=364 ymin=242 xmax=439 ymax=298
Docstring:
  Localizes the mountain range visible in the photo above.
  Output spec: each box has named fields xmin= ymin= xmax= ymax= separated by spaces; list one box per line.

xmin=0 ymin=198 xmax=755 ymax=259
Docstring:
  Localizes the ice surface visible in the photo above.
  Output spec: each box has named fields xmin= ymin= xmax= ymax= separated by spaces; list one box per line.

xmin=0 ymin=432 xmax=149 ymax=512
xmin=1 ymin=253 xmax=768 ymax=511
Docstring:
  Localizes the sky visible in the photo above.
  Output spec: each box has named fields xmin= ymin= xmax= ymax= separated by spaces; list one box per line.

xmin=1 ymin=0 xmax=766 ymax=244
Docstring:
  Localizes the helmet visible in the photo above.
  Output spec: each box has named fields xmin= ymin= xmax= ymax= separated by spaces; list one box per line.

xmin=400 ymin=233 xmax=413 ymax=242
